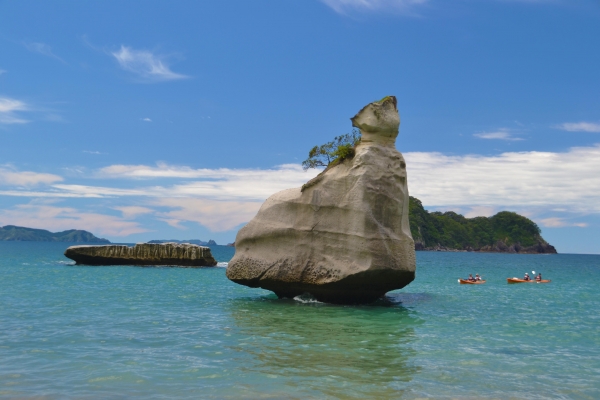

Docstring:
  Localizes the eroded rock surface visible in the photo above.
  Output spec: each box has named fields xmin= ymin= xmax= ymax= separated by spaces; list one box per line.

xmin=226 ymin=96 xmax=415 ymax=303
xmin=65 ymin=243 xmax=217 ymax=267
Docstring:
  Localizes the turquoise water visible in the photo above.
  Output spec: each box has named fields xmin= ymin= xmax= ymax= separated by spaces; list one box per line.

xmin=1 ymin=242 xmax=599 ymax=399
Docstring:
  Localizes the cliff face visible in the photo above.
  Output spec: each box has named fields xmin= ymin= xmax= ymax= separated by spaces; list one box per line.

xmin=409 ymin=197 xmax=557 ymax=254
xmin=226 ymin=96 xmax=415 ymax=304
xmin=64 ymin=243 xmax=217 ymax=266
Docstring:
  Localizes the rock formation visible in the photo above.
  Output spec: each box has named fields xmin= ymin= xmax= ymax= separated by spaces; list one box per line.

xmin=64 ymin=243 xmax=217 ymax=267
xmin=226 ymin=96 xmax=415 ymax=303
xmin=409 ymin=197 xmax=558 ymax=254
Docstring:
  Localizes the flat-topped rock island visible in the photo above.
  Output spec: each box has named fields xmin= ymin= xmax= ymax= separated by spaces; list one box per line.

xmin=64 ymin=243 xmax=217 ymax=267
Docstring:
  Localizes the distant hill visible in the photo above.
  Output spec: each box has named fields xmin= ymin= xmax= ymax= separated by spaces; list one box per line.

xmin=0 ymin=225 xmax=110 ymax=243
xmin=409 ymin=197 xmax=557 ymax=254
xmin=148 ymin=239 xmax=218 ymax=246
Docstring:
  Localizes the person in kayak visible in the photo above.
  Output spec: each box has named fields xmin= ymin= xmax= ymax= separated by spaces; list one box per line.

xmin=523 ymin=273 xmax=531 ymax=281
xmin=468 ymin=274 xmax=477 ymax=282
xmin=535 ymin=273 xmax=543 ymax=282
xmin=475 ymin=274 xmax=482 ymax=281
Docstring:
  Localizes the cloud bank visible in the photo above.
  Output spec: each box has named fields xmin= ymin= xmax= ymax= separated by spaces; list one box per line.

xmin=0 ymin=167 xmax=63 ymax=187
xmin=1 ymin=144 xmax=599 ymax=235
xmin=405 ymin=144 xmax=600 ymax=214
xmin=51 ymin=146 xmax=600 ymax=214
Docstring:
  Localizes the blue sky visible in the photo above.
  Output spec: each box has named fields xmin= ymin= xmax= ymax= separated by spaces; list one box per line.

xmin=1 ymin=0 xmax=599 ymax=252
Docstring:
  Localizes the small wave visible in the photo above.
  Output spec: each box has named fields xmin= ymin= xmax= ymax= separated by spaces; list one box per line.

xmin=216 ymin=262 xmax=228 ymax=268
xmin=293 ymin=293 xmax=323 ymax=304
xmin=55 ymin=261 xmax=75 ymax=266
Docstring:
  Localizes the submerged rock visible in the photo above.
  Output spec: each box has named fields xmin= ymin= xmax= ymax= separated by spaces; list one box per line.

xmin=65 ymin=243 xmax=217 ymax=267
xmin=226 ymin=96 xmax=415 ymax=304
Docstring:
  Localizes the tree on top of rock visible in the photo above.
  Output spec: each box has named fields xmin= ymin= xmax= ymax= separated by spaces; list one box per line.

xmin=302 ymin=129 xmax=361 ymax=170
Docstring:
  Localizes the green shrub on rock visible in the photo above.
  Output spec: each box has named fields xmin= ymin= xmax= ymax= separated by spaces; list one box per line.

xmin=302 ymin=129 xmax=361 ymax=170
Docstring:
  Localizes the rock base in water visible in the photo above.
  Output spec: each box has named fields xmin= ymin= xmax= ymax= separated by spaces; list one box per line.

xmin=226 ymin=96 xmax=416 ymax=304
xmin=64 ymin=243 xmax=217 ymax=267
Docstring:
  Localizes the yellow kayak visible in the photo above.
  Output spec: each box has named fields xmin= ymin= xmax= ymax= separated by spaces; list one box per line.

xmin=459 ymin=279 xmax=486 ymax=284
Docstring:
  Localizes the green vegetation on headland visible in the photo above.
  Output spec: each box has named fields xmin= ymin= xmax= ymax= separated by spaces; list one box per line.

xmin=0 ymin=225 xmax=110 ymax=243
xmin=409 ymin=197 xmax=557 ymax=254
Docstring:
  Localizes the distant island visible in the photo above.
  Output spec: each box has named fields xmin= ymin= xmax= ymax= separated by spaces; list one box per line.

xmin=409 ymin=197 xmax=556 ymax=253
xmin=0 ymin=225 xmax=110 ymax=243
xmin=148 ymin=239 xmax=218 ymax=246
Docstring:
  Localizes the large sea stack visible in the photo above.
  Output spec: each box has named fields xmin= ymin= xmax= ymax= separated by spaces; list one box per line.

xmin=65 ymin=243 xmax=217 ymax=267
xmin=226 ymin=96 xmax=415 ymax=303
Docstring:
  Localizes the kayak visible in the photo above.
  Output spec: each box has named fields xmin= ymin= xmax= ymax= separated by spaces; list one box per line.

xmin=459 ymin=279 xmax=486 ymax=284
xmin=507 ymin=278 xmax=551 ymax=284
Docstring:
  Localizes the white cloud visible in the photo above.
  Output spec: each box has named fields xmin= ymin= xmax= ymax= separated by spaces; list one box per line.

xmin=0 ymin=69 xmax=6 ymax=75
xmin=473 ymin=129 xmax=523 ymax=141
xmin=320 ymin=0 xmax=428 ymax=14
xmin=154 ymin=198 xmax=262 ymax=232
xmin=0 ymin=190 xmax=103 ymax=198
xmin=114 ymin=206 xmax=154 ymax=219
xmin=555 ymin=122 xmax=600 ymax=133
xmin=142 ymin=118 xmax=152 ymax=122
xmin=51 ymin=184 xmax=150 ymax=198
xmin=45 ymin=166 xmax=316 ymax=201
xmin=0 ymin=98 xmax=27 ymax=113
xmin=572 ymin=223 xmax=588 ymax=228
xmin=3 ymin=144 xmax=600 ymax=215
xmin=0 ymin=167 xmax=63 ymax=187
xmin=539 ymin=218 xmax=588 ymax=228
xmin=111 ymin=46 xmax=188 ymax=82
xmin=96 ymin=163 xmax=319 ymax=201
xmin=0 ymin=203 xmax=147 ymax=236
xmin=3 ymin=144 xmax=600 ymax=233
xmin=23 ymin=42 xmax=65 ymax=63
xmin=0 ymin=97 xmax=29 ymax=124
xmin=463 ymin=206 xmax=497 ymax=218
xmin=405 ymin=144 xmax=600 ymax=214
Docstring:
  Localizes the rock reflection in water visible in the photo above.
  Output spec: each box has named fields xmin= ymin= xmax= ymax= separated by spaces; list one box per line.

xmin=226 ymin=294 xmax=422 ymax=399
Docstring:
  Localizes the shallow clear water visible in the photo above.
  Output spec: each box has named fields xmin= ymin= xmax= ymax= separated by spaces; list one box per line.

xmin=1 ymin=242 xmax=599 ymax=399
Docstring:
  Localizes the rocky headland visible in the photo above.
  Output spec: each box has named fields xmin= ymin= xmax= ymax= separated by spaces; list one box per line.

xmin=409 ymin=197 xmax=557 ymax=254
xmin=64 ymin=243 xmax=217 ymax=267
xmin=226 ymin=96 xmax=415 ymax=304
xmin=0 ymin=225 xmax=110 ymax=243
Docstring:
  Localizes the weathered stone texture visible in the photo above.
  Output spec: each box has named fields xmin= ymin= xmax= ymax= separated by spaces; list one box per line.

xmin=64 ymin=243 xmax=217 ymax=267
xmin=226 ymin=96 xmax=416 ymax=303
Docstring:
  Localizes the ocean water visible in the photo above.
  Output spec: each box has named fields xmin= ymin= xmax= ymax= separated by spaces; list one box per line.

xmin=0 ymin=242 xmax=599 ymax=399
